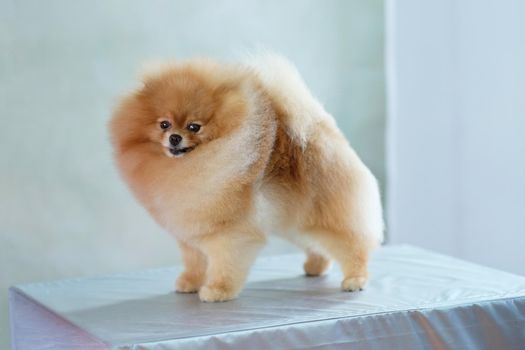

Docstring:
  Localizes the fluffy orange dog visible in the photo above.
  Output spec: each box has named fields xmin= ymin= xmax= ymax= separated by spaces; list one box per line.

xmin=109 ymin=54 xmax=383 ymax=302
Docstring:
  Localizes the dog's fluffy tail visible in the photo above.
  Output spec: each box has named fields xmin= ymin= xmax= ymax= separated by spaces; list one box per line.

xmin=243 ymin=52 xmax=336 ymax=146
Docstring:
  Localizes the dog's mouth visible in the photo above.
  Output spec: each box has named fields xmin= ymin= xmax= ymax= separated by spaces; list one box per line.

xmin=168 ymin=146 xmax=195 ymax=156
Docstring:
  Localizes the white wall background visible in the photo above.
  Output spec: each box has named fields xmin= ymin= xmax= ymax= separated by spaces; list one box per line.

xmin=387 ymin=0 xmax=525 ymax=274
xmin=0 ymin=1 xmax=385 ymax=347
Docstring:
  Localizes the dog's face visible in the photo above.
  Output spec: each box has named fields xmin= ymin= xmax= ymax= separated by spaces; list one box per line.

xmin=111 ymin=64 xmax=248 ymax=159
xmin=147 ymin=77 xmax=217 ymax=158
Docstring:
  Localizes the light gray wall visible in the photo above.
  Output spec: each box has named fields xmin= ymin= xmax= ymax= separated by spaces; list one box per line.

xmin=0 ymin=1 xmax=385 ymax=347
xmin=387 ymin=0 xmax=525 ymax=273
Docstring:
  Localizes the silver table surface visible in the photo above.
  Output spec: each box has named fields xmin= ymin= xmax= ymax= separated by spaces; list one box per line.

xmin=9 ymin=245 xmax=525 ymax=349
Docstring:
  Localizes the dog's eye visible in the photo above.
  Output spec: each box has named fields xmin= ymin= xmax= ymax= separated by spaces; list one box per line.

xmin=160 ymin=121 xmax=171 ymax=130
xmin=187 ymin=123 xmax=201 ymax=133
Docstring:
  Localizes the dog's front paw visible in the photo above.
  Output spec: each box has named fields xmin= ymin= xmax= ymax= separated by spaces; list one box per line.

xmin=175 ymin=272 xmax=204 ymax=293
xmin=341 ymin=276 xmax=367 ymax=292
xmin=198 ymin=281 xmax=239 ymax=302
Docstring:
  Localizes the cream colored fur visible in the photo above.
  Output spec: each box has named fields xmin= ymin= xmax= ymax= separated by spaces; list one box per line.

xmin=109 ymin=54 xmax=383 ymax=302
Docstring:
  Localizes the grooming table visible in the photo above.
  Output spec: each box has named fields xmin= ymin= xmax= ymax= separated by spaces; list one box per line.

xmin=9 ymin=245 xmax=525 ymax=349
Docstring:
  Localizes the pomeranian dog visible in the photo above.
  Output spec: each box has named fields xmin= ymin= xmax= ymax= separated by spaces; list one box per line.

xmin=109 ymin=54 xmax=383 ymax=302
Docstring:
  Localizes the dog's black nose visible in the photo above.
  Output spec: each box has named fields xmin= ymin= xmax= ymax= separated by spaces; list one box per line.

xmin=169 ymin=134 xmax=182 ymax=146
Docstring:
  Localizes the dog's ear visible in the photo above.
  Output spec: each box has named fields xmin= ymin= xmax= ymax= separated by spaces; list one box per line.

xmin=212 ymin=81 xmax=239 ymax=100
xmin=139 ymin=59 xmax=179 ymax=85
